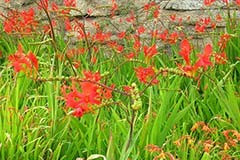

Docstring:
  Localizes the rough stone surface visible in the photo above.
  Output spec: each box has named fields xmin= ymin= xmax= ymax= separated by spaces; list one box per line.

xmin=163 ymin=0 xmax=234 ymax=10
xmin=164 ymin=0 xmax=204 ymax=10
xmin=1 ymin=0 xmax=240 ymax=47
xmin=71 ymin=0 xmax=149 ymax=16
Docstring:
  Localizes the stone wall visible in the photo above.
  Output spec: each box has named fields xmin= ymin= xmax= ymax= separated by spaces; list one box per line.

xmin=0 ymin=0 xmax=239 ymax=48
xmin=68 ymin=0 xmax=239 ymax=47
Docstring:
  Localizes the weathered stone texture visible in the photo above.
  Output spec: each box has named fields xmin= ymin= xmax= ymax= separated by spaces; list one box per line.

xmin=1 ymin=0 xmax=240 ymax=46
xmin=163 ymin=0 xmax=234 ymax=10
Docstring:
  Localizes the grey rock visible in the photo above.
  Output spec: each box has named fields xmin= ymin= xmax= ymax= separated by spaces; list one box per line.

xmin=165 ymin=0 xmax=203 ymax=10
xmin=71 ymin=0 xmax=149 ymax=16
xmin=164 ymin=0 xmax=234 ymax=10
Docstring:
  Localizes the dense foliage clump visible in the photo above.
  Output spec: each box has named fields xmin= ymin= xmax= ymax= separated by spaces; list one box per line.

xmin=0 ymin=0 xmax=239 ymax=159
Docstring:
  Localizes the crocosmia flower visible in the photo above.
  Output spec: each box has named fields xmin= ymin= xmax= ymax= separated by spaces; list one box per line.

xmin=179 ymin=39 xmax=191 ymax=65
xmin=194 ymin=44 xmax=213 ymax=70
xmin=8 ymin=44 xmax=38 ymax=74
xmin=135 ymin=66 xmax=158 ymax=85
xmin=143 ymin=44 xmax=158 ymax=59
xmin=204 ymin=0 xmax=216 ymax=6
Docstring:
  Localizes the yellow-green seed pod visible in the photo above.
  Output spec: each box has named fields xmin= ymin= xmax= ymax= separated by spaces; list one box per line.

xmin=130 ymin=83 xmax=142 ymax=110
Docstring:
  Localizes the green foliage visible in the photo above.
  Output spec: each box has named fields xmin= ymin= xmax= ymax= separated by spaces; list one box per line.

xmin=0 ymin=1 xmax=240 ymax=160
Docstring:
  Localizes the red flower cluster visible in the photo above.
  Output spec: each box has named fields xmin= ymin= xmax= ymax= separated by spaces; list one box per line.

xmin=62 ymin=71 xmax=114 ymax=117
xmin=204 ymin=0 xmax=216 ymax=6
xmin=135 ymin=66 xmax=158 ymax=85
xmin=154 ymin=30 xmax=179 ymax=44
xmin=204 ymin=0 xmax=231 ymax=7
xmin=38 ymin=0 xmax=49 ymax=10
xmin=8 ymin=44 xmax=38 ymax=74
xmin=168 ymin=32 xmax=179 ymax=44
xmin=64 ymin=18 xmax=72 ymax=31
xmin=143 ymin=44 xmax=158 ymax=59
xmin=222 ymin=130 xmax=240 ymax=147
xmin=195 ymin=17 xmax=216 ymax=33
xmin=137 ymin=26 xmax=145 ymax=35
xmin=93 ymin=32 xmax=112 ymax=43
xmin=143 ymin=2 xmax=157 ymax=11
xmin=218 ymin=33 xmax=231 ymax=50
xmin=63 ymin=0 xmax=76 ymax=7
xmin=63 ymin=71 xmax=101 ymax=117
xmin=143 ymin=2 xmax=159 ymax=19
xmin=215 ymin=52 xmax=227 ymax=64
xmin=3 ymin=8 xmax=38 ymax=34
xmin=179 ymin=39 xmax=192 ymax=65
xmin=158 ymin=29 xmax=168 ymax=41
xmin=117 ymin=31 xmax=126 ymax=39
xmin=195 ymin=44 xmax=213 ymax=70
xmin=178 ymin=39 xmax=214 ymax=76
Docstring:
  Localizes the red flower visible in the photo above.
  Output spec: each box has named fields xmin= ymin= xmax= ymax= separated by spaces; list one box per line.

xmin=236 ymin=0 xmax=240 ymax=5
xmin=143 ymin=2 xmax=156 ymax=11
xmin=73 ymin=108 xmax=84 ymax=117
xmin=153 ymin=8 xmax=159 ymax=19
xmin=133 ymin=37 xmax=141 ymax=51
xmin=204 ymin=0 xmax=216 ymax=6
xmin=168 ymin=32 xmax=178 ymax=44
xmin=43 ymin=20 xmax=56 ymax=33
xmin=137 ymin=26 xmax=145 ymax=35
xmin=62 ymin=70 xmax=116 ymax=117
xmin=151 ymin=30 xmax=158 ymax=39
xmin=202 ymin=17 xmax=211 ymax=26
xmin=38 ymin=0 xmax=49 ymax=10
xmin=8 ymin=44 xmax=38 ymax=74
xmin=170 ymin=14 xmax=176 ymax=21
xmin=3 ymin=8 xmax=37 ymax=34
xmin=135 ymin=66 xmax=158 ymax=85
xmin=177 ymin=63 xmax=197 ymax=77
xmin=158 ymin=29 xmax=168 ymax=41
xmin=218 ymin=34 xmax=231 ymax=50
xmin=51 ymin=2 xmax=59 ymax=11
xmin=179 ymin=39 xmax=192 ymax=65
xmin=87 ymin=8 xmax=93 ymax=15
xmin=125 ymin=11 xmax=135 ymax=23
xmin=102 ymin=84 xmax=115 ymax=99
xmin=83 ymin=70 xmax=101 ymax=81
xmin=125 ymin=52 xmax=136 ymax=59
xmin=111 ymin=0 xmax=118 ymax=17
xmin=63 ymin=0 xmax=76 ymax=7
xmin=123 ymin=86 xmax=132 ymax=93
xmin=222 ymin=0 xmax=229 ymax=5
xmin=195 ymin=44 xmax=213 ymax=70
xmin=64 ymin=18 xmax=72 ymax=31
xmin=3 ymin=20 xmax=14 ymax=33
xmin=91 ymin=56 xmax=97 ymax=64
xmin=93 ymin=32 xmax=111 ymax=43
xmin=143 ymin=44 xmax=158 ymax=59
xmin=117 ymin=31 xmax=126 ymax=39
xmin=211 ymin=22 xmax=216 ymax=29
xmin=116 ymin=44 xmax=124 ymax=53
xmin=216 ymin=14 xmax=222 ymax=21
xmin=215 ymin=52 xmax=227 ymax=64
xmin=63 ymin=71 xmax=102 ymax=117
xmin=195 ymin=22 xmax=205 ymax=33
xmin=27 ymin=52 xmax=39 ymax=71
xmin=79 ymin=82 xmax=101 ymax=105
